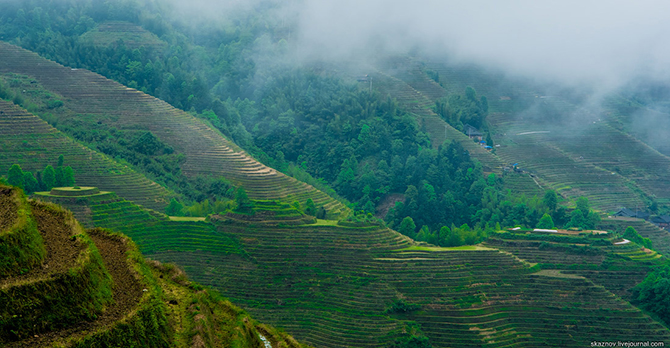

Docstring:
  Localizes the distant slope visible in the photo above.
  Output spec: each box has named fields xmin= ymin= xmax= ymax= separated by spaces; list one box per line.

xmin=0 ymin=100 xmax=173 ymax=211
xmin=389 ymin=58 xmax=670 ymax=211
xmin=0 ymin=41 xmax=348 ymax=218
xmin=80 ymin=21 xmax=167 ymax=49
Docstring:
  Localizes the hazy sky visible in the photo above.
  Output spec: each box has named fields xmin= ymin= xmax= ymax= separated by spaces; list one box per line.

xmin=165 ymin=0 xmax=670 ymax=89
xmin=295 ymin=1 xmax=670 ymax=87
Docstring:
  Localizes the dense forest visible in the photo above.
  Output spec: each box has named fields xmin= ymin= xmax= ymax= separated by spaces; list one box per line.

xmin=0 ymin=0 xmax=602 ymax=241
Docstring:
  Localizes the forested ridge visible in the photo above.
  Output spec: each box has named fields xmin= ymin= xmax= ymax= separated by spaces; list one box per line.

xmin=0 ymin=0 xmax=607 ymax=240
xmin=5 ymin=1 xmax=670 ymax=346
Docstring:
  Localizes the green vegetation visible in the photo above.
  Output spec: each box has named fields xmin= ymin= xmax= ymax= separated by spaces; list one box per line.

xmin=0 ymin=185 xmax=45 ymax=277
xmin=0 ymin=183 xmax=308 ymax=347
xmin=434 ymin=86 xmax=489 ymax=130
xmin=4 ymin=157 xmax=76 ymax=194
xmin=1 ymin=1 xmax=670 ymax=346
xmin=623 ymin=226 xmax=653 ymax=249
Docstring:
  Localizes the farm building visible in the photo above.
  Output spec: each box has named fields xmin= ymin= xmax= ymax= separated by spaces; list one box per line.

xmin=613 ymin=207 xmax=650 ymax=220
xmin=464 ymin=124 xmax=483 ymax=140
xmin=650 ymin=215 xmax=670 ymax=229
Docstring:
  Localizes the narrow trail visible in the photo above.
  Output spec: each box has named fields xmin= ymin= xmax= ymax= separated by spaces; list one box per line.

xmin=8 ymin=231 xmax=143 ymax=347
xmin=0 ymin=202 xmax=83 ymax=288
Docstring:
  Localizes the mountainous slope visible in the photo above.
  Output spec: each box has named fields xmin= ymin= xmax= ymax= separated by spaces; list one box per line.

xmin=0 ymin=184 xmax=307 ymax=348
xmin=0 ymin=100 xmax=173 ymax=211
xmin=380 ymin=58 xmax=670 ymax=212
xmin=153 ymin=211 xmax=670 ymax=347
xmin=0 ymin=41 xmax=348 ymax=218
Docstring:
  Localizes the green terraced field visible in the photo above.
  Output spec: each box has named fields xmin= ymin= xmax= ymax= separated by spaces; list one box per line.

xmin=381 ymin=58 xmax=670 ymax=212
xmin=0 ymin=41 xmax=349 ymax=218
xmin=0 ymin=100 xmax=173 ymax=211
xmin=149 ymin=213 xmax=670 ymax=347
xmin=38 ymin=191 xmax=244 ymax=257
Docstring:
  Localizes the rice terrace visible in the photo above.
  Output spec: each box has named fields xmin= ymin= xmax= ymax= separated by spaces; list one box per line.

xmin=2 ymin=1 xmax=670 ymax=347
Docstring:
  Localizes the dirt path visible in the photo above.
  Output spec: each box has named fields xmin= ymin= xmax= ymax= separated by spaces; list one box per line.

xmin=0 ymin=202 xmax=83 ymax=288
xmin=7 ymin=231 xmax=143 ymax=347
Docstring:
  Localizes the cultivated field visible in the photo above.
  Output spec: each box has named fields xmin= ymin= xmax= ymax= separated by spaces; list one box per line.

xmin=0 ymin=100 xmax=173 ymax=211
xmin=0 ymin=41 xmax=348 ymax=218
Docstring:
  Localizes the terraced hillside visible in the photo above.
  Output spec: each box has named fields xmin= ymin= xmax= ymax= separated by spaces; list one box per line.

xmin=80 ymin=21 xmax=167 ymax=49
xmin=485 ymin=228 xmax=664 ymax=299
xmin=0 ymin=100 xmax=173 ymax=211
xmin=0 ymin=41 xmax=348 ymax=218
xmin=36 ymin=189 xmax=245 ymax=257
xmin=600 ymin=217 xmax=670 ymax=256
xmin=382 ymin=58 xmax=670 ymax=211
xmin=371 ymin=69 xmax=504 ymax=174
xmin=1 ymin=185 xmax=308 ymax=347
xmin=147 ymin=207 xmax=670 ymax=347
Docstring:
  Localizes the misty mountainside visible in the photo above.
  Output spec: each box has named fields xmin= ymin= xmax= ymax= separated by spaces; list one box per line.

xmin=2 ymin=0 xmax=670 ymax=347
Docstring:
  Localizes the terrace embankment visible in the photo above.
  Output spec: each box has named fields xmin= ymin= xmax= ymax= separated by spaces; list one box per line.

xmin=0 ymin=41 xmax=348 ymax=218
xmin=2 ymin=184 xmax=308 ymax=347
xmin=151 ymin=208 xmax=670 ymax=347
xmin=0 ymin=100 xmax=173 ymax=211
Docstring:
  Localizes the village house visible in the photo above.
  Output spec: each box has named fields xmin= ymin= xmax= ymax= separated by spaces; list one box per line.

xmin=613 ymin=207 xmax=650 ymax=220
xmin=464 ymin=124 xmax=483 ymax=140
xmin=650 ymin=215 xmax=670 ymax=230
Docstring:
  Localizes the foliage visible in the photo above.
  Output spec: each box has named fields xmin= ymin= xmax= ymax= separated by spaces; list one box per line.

xmin=385 ymin=299 xmax=420 ymax=314
xmin=391 ymin=322 xmax=432 ymax=348
xmin=536 ymin=213 xmax=555 ymax=229
xmin=631 ymin=264 xmax=670 ymax=326
xmin=543 ymin=190 xmax=558 ymax=211
xmin=235 ymin=187 xmax=253 ymax=212
xmin=304 ymin=198 xmax=316 ymax=216
xmin=7 ymin=164 xmax=24 ymax=189
xmin=398 ymin=217 xmax=417 ymax=239
xmin=623 ymin=226 xmax=653 ymax=249
xmin=0 ymin=186 xmax=45 ymax=277
xmin=5 ymin=156 xmax=77 ymax=193
xmin=434 ymin=87 xmax=489 ymax=130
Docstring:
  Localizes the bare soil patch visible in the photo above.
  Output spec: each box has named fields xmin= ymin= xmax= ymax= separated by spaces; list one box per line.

xmin=0 ymin=202 xmax=83 ymax=288
xmin=7 ymin=231 xmax=143 ymax=347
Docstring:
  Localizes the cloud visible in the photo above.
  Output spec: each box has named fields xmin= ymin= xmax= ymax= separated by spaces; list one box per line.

xmin=292 ymin=0 xmax=670 ymax=88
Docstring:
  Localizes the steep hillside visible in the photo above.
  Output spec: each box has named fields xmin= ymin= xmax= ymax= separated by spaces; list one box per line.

xmin=79 ymin=21 xmax=167 ymax=49
xmin=37 ymin=187 xmax=670 ymax=346
xmin=153 ymin=206 xmax=670 ymax=347
xmin=0 ymin=100 xmax=173 ymax=211
xmin=0 ymin=41 xmax=348 ymax=218
xmin=0 ymin=184 xmax=307 ymax=348
xmin=382 ymin=58 xmax=670 ymax=212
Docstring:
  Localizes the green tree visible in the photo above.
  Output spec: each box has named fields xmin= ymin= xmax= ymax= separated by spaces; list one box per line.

xmin=536 ymin=213 xmax=555 ymax=229
xmin=43 ymin=165 xmax=56 ymax=190
xmin=235 ymin=187 xmax=253 ymax=211
xmin=7 ymin=164 xmax=24 ymax=189
xmin=63 ymin=166 xmax=75 ymax=186
xmin=55 ymin=166 xmax=64 ymax=187
xmin=57 ymin=154 xmax=64 ymax=167
xmin=566 ymin=209 xmax=586 ymax=229
xmin=576 ymin=197 xmax=590 ymax=214
xmin=398 ymin=216 xmax=416 ymax=238
xmin=623 ymin=226 xmax=652 ymax=249
xmin=631 ymin=265 xmax=670 ymax=325
xmin=304 ymin=198 xmax=317 ymax=216
xmin=23 ymin=172 xmax=39 ymax=194
xmin=543 ymin=190 xmax=558 ymax=211
xmin=165 ymin=198 xmax=184 ymax=216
